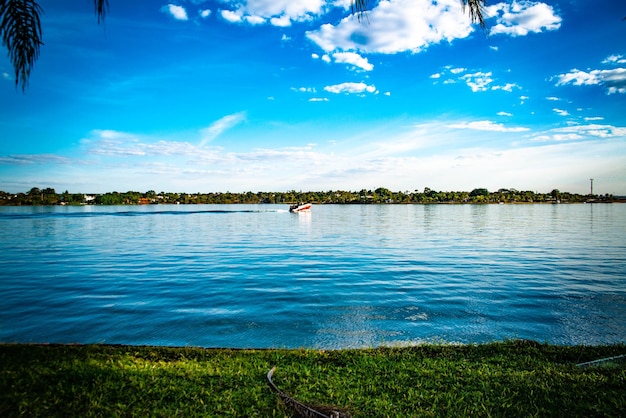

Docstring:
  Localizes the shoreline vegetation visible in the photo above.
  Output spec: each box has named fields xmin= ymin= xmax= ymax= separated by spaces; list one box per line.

xmin=1 ymin=340 xmax=624 ymax=417
xmin=1 ymin=187 xmax=621 ymax=206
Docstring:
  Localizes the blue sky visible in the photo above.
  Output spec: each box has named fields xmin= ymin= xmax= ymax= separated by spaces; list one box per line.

xmin=1 ymin=0 xmax=625 ymax=194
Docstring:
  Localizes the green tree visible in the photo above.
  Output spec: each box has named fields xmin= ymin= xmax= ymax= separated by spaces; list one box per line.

xmin=470 ymin=188 xmax=489 ymax=197
xmin=2 ymin=0 xmax=485 ymax=91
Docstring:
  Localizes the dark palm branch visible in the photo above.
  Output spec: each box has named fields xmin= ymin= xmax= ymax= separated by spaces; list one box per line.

xmin=352 ymin=0 xmax=487 ymax=27
xmin=0 ymin=0 xmax=43 ymax=91
xmin=0 ymin=0 xmax=107 ymax=91
xmin=462 ymin=0 xmax=487 ymax=28
xmin=93 ymin=0 xmax=108 ymax=23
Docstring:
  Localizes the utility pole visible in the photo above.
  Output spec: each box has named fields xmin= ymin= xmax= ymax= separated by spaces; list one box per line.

xmin=590 ymin=178 xmax=594 ymax=196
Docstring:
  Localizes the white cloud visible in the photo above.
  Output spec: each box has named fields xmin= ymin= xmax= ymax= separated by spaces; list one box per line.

xmin=246 ymin=15 xmax=266 ymax=25
xmin=487 ymin=1 xmax=562 ymax=36
xmin=497 ymin=111 xmax=513 ymax=117
xmin=555 ymin=69 xmax=599 ymax=86
xmin=603 ymin=54 xmax=626 ymax=65
xmin=292 ymin=87 xmax=317 ymax=93
xmin=448 ymin=120 xmax=530 ymax=132
xmin=0 ymin=154 xmax=74 ymax=165
xmin=332 ymin=52 xmax=374 ymax=71
xmin=430 ymin=73 xmax=442 ymax=79
xmin=270 ymin=15 xmax=291 ymax=27
xmin=553 ymin=108 xmax=569 ymax=116
xmin=83 ymin=130 xmax=200 ymax=157
xmin=6 ymin=121 xmax=625 ymax=195
xmin=584 ymin=116 xmax=604 ymax=122
xmin=324 ymin=82 xmax=378 ymax=94
xmin=531 ymin=124 xmax=626 ymax=142
xmin=306 ymin=0 xmax=475 ymax=54
xmin=199 ymin=112 xmax=247 ymax=147
xmin=162 ymin=4 xmax=189 ymax=21
xmin=220 ymin=9 xmax=242 ymax=23
xmin=219 ymin=0 xmax=326 ymax=27
xmin=555 ymin=68 xmax=626 ymax=94
xmin=446 ymin=68 xmax=519 ymax=93
xmin=199 ymin=9 xmax=211 ymax=19
xmin=309 ymin=97 xmax=329 ymax=102
xmin=492 ymin=83 xmax=519 ymax=92
xmin=461 ymin=71 xmax=493 ymax=92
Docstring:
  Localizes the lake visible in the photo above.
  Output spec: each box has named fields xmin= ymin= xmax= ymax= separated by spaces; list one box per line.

xmin=1 ymin=203 xmax=624 ymax=349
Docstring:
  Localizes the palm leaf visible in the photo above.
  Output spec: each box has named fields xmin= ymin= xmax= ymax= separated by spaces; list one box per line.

xmin=0 ymin=0 xmax=107 ymax=91
xmin=352 ymin=0 xmax=369 ymax=22
xmin=462 ymin=0 xmax=487 ymax=29
xmin=351 ymin=1 xmax=487 ymax=27
xmin=93 ymin=0 xmax=108 ymax=23
xmin=0 ymin=0 xmax=43 ymax=91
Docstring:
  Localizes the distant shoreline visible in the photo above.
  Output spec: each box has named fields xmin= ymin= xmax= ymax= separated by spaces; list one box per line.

xmin=1 ymin=187 xmax=621 ymax=206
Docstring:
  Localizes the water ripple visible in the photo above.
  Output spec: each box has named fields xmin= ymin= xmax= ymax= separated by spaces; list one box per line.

xmin=1 ymin=204 xmax=625 ymax=348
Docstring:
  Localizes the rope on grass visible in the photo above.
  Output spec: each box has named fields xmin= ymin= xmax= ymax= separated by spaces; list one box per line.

xmin=266 ymin=366 xmax=351 ymax=418
xmin=577 ymin=354 xmax=626 ymax=368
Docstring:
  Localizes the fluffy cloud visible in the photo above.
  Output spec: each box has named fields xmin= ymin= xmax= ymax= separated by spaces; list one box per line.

xmin=531 ymin=124 xmax=626 ymax=142
xmin=433 ymin=67 xmax=520 ymax=92
xmin=219 ymin=0 xmax=326 ymax=27
xmin=6 ymin=121 xmax=624 ymax=194
xmin=603 ymin=54 xmax=626 ymax=65
xmin=448 ymin=120 xmax=530 ymax=132
xmin=555 ymin=68 xmax=626 ymax=94
xmin=162 ymin=4 xmax=189 ymax=21
xmin=461 ymin=71 xmax=494 ymax=92
xmin=331 ymin=52 xmax=374 ymax=71
xmin=324 ymin=82 xmax=378 ymax=94
xmin=220 ymin=9 xmax=242 ymax=23
xmin=487 ymin=1 xmax=561 ymax=36
xmin=492 ymin=83 xmax=519 ymax=92
xmin=307 ymin=0 xmax=475 ymax=54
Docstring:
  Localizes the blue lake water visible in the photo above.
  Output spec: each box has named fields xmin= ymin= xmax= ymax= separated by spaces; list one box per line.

xmin=1 ymin=203 xmax=625 ymax=349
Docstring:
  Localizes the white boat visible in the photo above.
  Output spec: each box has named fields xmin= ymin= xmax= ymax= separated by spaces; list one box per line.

xmin=289 ymin=203 xmax=312 ymax=213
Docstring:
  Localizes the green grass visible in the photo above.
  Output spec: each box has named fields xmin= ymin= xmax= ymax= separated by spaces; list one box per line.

xmin=1 ymin=340 xmax=625 ymax=417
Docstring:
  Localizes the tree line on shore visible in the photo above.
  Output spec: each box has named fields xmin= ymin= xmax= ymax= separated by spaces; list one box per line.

xmin=0 ymin=187 xmax=616 ymax=206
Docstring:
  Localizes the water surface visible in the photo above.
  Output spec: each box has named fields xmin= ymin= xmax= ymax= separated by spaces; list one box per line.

xmin=1 ymin=204 xmax=624 ymax=348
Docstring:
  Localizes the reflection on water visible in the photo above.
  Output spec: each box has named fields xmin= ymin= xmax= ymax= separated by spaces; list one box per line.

xmin=0 ymin=203 xmax=625 ymax=348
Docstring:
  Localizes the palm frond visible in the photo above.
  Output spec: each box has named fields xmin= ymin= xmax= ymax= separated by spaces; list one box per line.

xmin=94 ymin=0 xmax=108 ymax=23
xmin=351 ymin=0 xmax=368 ymax=15
xmin=352 ymin=1 xmax=488 ymax=28
xmin=462 ymin=0 xmax=487 ymax=29
xmin=351 ymin=0 xmax=368 ymax=23
xmin=0 ymin=0 xmax=44 ymax=91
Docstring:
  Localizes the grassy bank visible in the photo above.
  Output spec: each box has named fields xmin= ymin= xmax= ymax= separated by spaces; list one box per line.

xmin=1 ymin=340 xmax=624 ymax=417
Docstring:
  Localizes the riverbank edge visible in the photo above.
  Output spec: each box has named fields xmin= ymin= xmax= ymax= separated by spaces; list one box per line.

xmin=1 ymin=340 xmax=625 ymax=417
